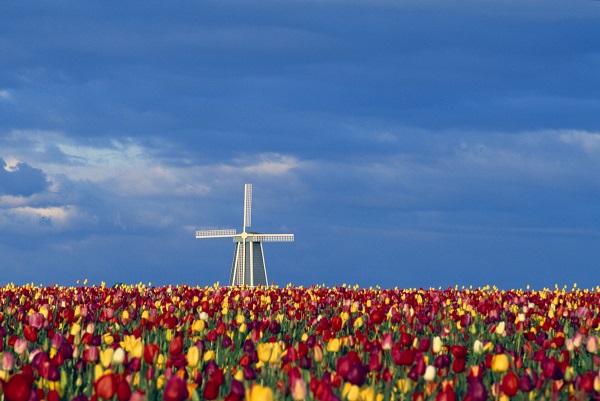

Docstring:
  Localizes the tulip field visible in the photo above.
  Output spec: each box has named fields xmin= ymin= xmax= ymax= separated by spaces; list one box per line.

xmin=1 ymin=284 xmax=600 ymax=401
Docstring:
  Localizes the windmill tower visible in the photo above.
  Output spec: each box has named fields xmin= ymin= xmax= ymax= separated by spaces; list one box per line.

xmin=196 ymin=184 xmax=294 ymax=287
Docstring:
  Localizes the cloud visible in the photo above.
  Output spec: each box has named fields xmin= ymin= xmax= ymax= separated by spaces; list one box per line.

xmin=0 ymin=158 xmax=50 ymax=197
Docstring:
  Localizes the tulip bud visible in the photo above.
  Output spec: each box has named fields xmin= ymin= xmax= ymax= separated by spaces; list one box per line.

xmin=313 ymin=345 xmax=323 ymax=363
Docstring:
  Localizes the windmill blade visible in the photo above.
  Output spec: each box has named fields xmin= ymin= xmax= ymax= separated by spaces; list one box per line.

xmin=244 ymin=184 xmax=252 ymax=228
xmin=196 ymin=229 xmax=236 ymax=238
xmin=253 ymin=234 xmax=294 ymax=242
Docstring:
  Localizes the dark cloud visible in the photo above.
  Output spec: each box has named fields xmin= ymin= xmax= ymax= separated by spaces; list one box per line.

xmin=0 ymin=158 xmax=50 ymax=197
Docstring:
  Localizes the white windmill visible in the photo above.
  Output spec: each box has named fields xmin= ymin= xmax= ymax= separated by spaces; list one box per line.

xmin=196 ymin=184 xmax=294 ymax=287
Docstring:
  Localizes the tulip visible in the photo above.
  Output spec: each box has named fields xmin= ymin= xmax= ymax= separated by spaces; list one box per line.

xmin=432 ymin=336 xmax=443 ymax=354
xmin=203 ymin=380 xmax=220 ymax=400
xmin=95 ymin=373 xmax=117 ymax=400
xmin=424 ymin=365 xmax=436 ymax=381
xmin=116 ymin=380 xmax=132 ymax=401
xmin=163 ymin=377 xmax=189 ymax=401
xmin=495 ymin=321 xmax=506 ymax=336
xmin=113 ymin=347 xmax=126 ymax=365
xmin=501 ymin=371 xmax=519 ymax=397
xmin=381 ymin=333 xmax=393 ymax=350
xmin=326 ymin=338 xmax=340 ymax=353
xmin=586 ymin=335 xmax=599 ymax=354
xmin=347 ymin=363 xmax=367 ymax=386
xmin=247 ymin=384 xmax=274 ymax=401
xmin=467 ymin=379 xmax=487 ymax=401
xmin=257 ymin=343 xmax=273 ymax=364
xmin=14 ymin=339 xmax=28 ymax=355
xmin=3 ymin=373 xmax=32 ymax=401
xmin=2 ymin=352 xmax=14 ymax=371
xmin=192 ymin=320 xmax=205 ymax=333
xmin=187 ymin=346 xmax=200 ymax=367
xmin=100 ymin=348 xmax=114 ymax=368
xmin=313 ymin=344 xmax=324 ymax=363
xmin=491 ymin=354 xmax=509 ymax=372
xmin=341 ymin=383 xmax=360 ymax=401
xmin=169 ymin=336 xmax=183 ymax=356
xmin=291 ymin=377 xmax=307 ymax=401
xmin=435 ymin=381 xmax=455 ymax=401
xmin=144 ymin=343 xmax=160 ymax=365
xmin=28 ymin=313 xmax=44 ymax=330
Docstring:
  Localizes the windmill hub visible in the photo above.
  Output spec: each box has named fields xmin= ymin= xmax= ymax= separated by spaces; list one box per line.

xmin=195 ymin=184 xmax=294 ymax=287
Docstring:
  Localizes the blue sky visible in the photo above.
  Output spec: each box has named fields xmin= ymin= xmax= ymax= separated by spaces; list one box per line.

xmin=1 ymin=1 xmax=600 ymax=289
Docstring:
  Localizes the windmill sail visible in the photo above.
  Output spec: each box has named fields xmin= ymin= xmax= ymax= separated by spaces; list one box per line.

xmin=196 ymin=229 xmax=236 ymax=238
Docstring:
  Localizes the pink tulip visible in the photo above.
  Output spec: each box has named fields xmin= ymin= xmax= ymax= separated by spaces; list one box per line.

xmin=291 ymin=377 xmax=307 ymax=401
xmin=2 ymin=352 xmax=14 ymax=370
xmin=28 ymin=313 xmax=44 ymax=330
xmin=14 ymin=339 xmax=28 ymax=355
xmin=381 ymin=333 xmax=394 ymax=350
xmin=586 ymin=335 xmax=598 ymax=354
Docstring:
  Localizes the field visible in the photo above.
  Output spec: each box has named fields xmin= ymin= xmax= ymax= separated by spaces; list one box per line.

xmin=0 ymin=283 xmax=599 ymax=401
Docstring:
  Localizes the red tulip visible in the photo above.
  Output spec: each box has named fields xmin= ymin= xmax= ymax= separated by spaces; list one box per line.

xmin=203 ymin=380 xmax=220 ymax=400
xmin=163 ymin=377 xmax=189 ymax=401
xmin=3 ymin=373 xmax=32 ymax=401
xmin=116 ymin=380 xmax=131 ymax=401
xmin=435 ymin=381 xmax=456 ymax=401
xmin=23 ymin=325 xmax=37 ymax=343
xmin=95 ymin=374 xmax=117 ymax=400
xmin=501 ymin=371 xmax=519 ymax=397
xmin=144 ymin=343 xmax=160 ymax=364
xmin=169 ymin=336 xmax=183 ymax=356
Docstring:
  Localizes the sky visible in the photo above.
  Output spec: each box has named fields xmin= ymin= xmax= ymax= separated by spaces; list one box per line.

xmin=1 ymin=1 xmax=600 ymax=290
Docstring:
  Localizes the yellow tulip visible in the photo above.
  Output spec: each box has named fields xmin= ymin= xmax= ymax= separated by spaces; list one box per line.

xmin=360 ymin=387 xmax=376 ymax=401
xmin=192 ymin=320 xmax=205 ymax=333
xmin=342 ymin=383 xmax=360 ymax=401
xmin=327 ymin=338 xmax=340 ymax=353
xmin=102 ymin=333 xmax=114 ymax=345
xmin=157 ymin=375 xmax=165 ymax=389
xmin=491 ymin=353 xmax=510 ymax=372
xmin=247 ymin=384 xmax=274 ymax=401
xmin=70 ymin=323 xmax=81 ymax=336
xmin=99 ymin=348 xmax=114 ymax=368
xmin=203 ymin=350 xmax=215 ymax=362
xmin=94 ymin=364 xmax=104 ymax=380
xmin=187 ymin=346 xmax=200 ymax=367
xmin=257 ymin=343 xmax=274 ymax=364
xmin=313 ymin=344 xmax=323 ymax=363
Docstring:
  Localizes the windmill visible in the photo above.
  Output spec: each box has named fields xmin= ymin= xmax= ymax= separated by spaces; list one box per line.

xmin=196 ymin=184 xmax=294 ymax=287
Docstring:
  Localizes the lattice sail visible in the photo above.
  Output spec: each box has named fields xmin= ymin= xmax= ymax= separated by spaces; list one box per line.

xmin=244 ymin=184 xmax=252 ymax=229
xmin=252 ymin=234 xmax=294 ymax=242
xmin=196 ymin=229 xmax=236 ymax=238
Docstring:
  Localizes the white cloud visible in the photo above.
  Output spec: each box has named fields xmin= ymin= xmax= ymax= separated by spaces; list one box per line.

xmin=559 ymin=130 xmax=600 ymax=154
xmin=0 ymin=90 xmax=10 ymax=100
